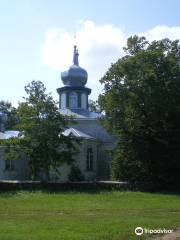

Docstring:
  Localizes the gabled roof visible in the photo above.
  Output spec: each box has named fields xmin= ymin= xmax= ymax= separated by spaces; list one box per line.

xmin=63 ymin=127 xmax=95 ymax=140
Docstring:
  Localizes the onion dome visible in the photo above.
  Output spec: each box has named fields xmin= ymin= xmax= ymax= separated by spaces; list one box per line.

xmin=61 ymin=46 xmax=88 ymax=87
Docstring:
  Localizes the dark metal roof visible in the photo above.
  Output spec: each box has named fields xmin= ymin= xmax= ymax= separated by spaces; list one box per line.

xmin=59 ymin=108 xmax=102 ymax=119
xmin=57 ymin=86 xmax=91 ymax=95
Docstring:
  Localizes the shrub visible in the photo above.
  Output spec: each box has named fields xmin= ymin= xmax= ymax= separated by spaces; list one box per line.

xmin=68 ymin=165 xmax=85 ymax=181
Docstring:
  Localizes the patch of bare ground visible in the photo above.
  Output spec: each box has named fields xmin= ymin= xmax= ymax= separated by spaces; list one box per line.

xmin=151 ymin=228 xmax=180 ymax=240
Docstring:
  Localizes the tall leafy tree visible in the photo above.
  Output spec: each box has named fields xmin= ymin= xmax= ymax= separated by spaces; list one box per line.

xmin=88 ymin=99 xmax=101 ymax=112
xmin=99 ymin=36 xmax=180 ymax=187
xmin=2 ymin=80 xmax=78 ymax=180
xmin=0 ymin=100 xmax=18 ymax=130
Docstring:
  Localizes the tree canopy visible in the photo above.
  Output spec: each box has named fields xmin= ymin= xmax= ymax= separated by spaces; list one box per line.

xmin=2 ymin=80 xmax=78 ymax=180
xmin=88 ymin=99 xmax=101 ymax=112
xmin=99 ymin=36 xmax=180 ymax=188
xmin=0 ymin=100 xmax=18 ymax=130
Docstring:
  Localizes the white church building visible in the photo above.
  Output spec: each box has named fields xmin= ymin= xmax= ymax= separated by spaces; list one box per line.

xmin=0 ymin=46 xmax=115 ymax=181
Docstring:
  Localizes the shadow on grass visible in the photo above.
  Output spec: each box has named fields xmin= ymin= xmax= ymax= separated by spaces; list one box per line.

xmin=0 ymin=181 xmax=179 ymax=197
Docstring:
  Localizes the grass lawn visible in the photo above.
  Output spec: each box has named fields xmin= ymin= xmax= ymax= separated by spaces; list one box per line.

xmin=0 ymin=190 xmax=179 ymax=240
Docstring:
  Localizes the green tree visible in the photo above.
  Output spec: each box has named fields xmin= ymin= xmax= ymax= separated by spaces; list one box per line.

xmin=99 ymin=36 xmax=180 ymax=188
xmin=3 ymin=80 xmax=78 ymax=181
xmin=0 ymin=100 xmax=18 ymax=130
xmin=68 ymin=164 xmax=85 ymax=181
xmin=88 ymin=99 xmax=100 ymax=112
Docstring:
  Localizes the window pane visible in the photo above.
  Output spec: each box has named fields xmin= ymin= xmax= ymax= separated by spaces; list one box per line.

xmin=69 ymin=92 xmax=78 ymax=108
xmin=81 ymin=93 xmax=87 ymax=109
xmin=61 ymin=93 xmax=66 ymax=109
xmin=5 ymin=159 xmax=15 ymax=171
xmin=5 ymin=160 xmax=10 ymax=170
xmin=86 ymin=148 xmax=93 ymax=171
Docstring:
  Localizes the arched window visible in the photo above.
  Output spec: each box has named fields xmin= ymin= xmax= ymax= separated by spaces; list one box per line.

xmin=5 ymin=159 xmax=15 ymax=171
xmin=86 ymin=147 xmax=93 ymax=171
xmin=69 ymin=92 xmax=78 ymax=108
xmin=81 ymin=93 xmax=87 ymax=109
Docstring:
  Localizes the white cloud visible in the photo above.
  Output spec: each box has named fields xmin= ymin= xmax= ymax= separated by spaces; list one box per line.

xmin=41 ymin=20 xmax=126 ymax=99
xmin=142 ymin=25 xmax=180 ymax=41
xmin=41 ymin=21 xmax=180 ymax=100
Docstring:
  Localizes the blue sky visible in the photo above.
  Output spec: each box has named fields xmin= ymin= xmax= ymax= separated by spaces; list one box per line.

xmin=1 ymin=0 xmax=180 ymax=105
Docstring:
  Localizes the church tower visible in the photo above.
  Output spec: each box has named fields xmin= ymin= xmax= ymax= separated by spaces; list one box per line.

xmin=57 ymin=46 xmax=91 ymax=111
xmin=56 ymin=45 xmax=115 ymax=181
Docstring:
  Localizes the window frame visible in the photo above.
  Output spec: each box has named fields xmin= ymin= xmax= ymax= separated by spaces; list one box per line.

xmin=86 ymin=147 xmax=94 ymax=171
xmin=5 ymin=159 xmax=15 ymax=171
xmin=69 ymin=92 xmax=78 ymax=109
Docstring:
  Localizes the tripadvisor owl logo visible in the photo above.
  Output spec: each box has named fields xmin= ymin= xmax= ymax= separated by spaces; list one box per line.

xmin=135 ymin=227 xmax=143 ymax=236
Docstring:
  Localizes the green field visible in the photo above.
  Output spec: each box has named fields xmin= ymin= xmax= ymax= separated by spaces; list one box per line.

xmin=0 ymin=190 xmax=179 ymax=240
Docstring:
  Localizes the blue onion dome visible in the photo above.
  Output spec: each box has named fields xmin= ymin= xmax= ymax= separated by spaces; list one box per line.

xmin=61 ymin=46 xmax=88 ymax=87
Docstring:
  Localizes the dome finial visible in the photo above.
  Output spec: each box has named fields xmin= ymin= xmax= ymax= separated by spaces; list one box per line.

xmin=73 ymin=45 xmax=79 ymax=66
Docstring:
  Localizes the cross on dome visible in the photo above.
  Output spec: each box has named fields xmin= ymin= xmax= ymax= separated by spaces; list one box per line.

xmin=60 ymin=45 xmax=88 ymax=87
xmin=73 ymin=45 xmax=79 ymax=66
xmin=57 ymin=44 xmax=92 ymax=111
